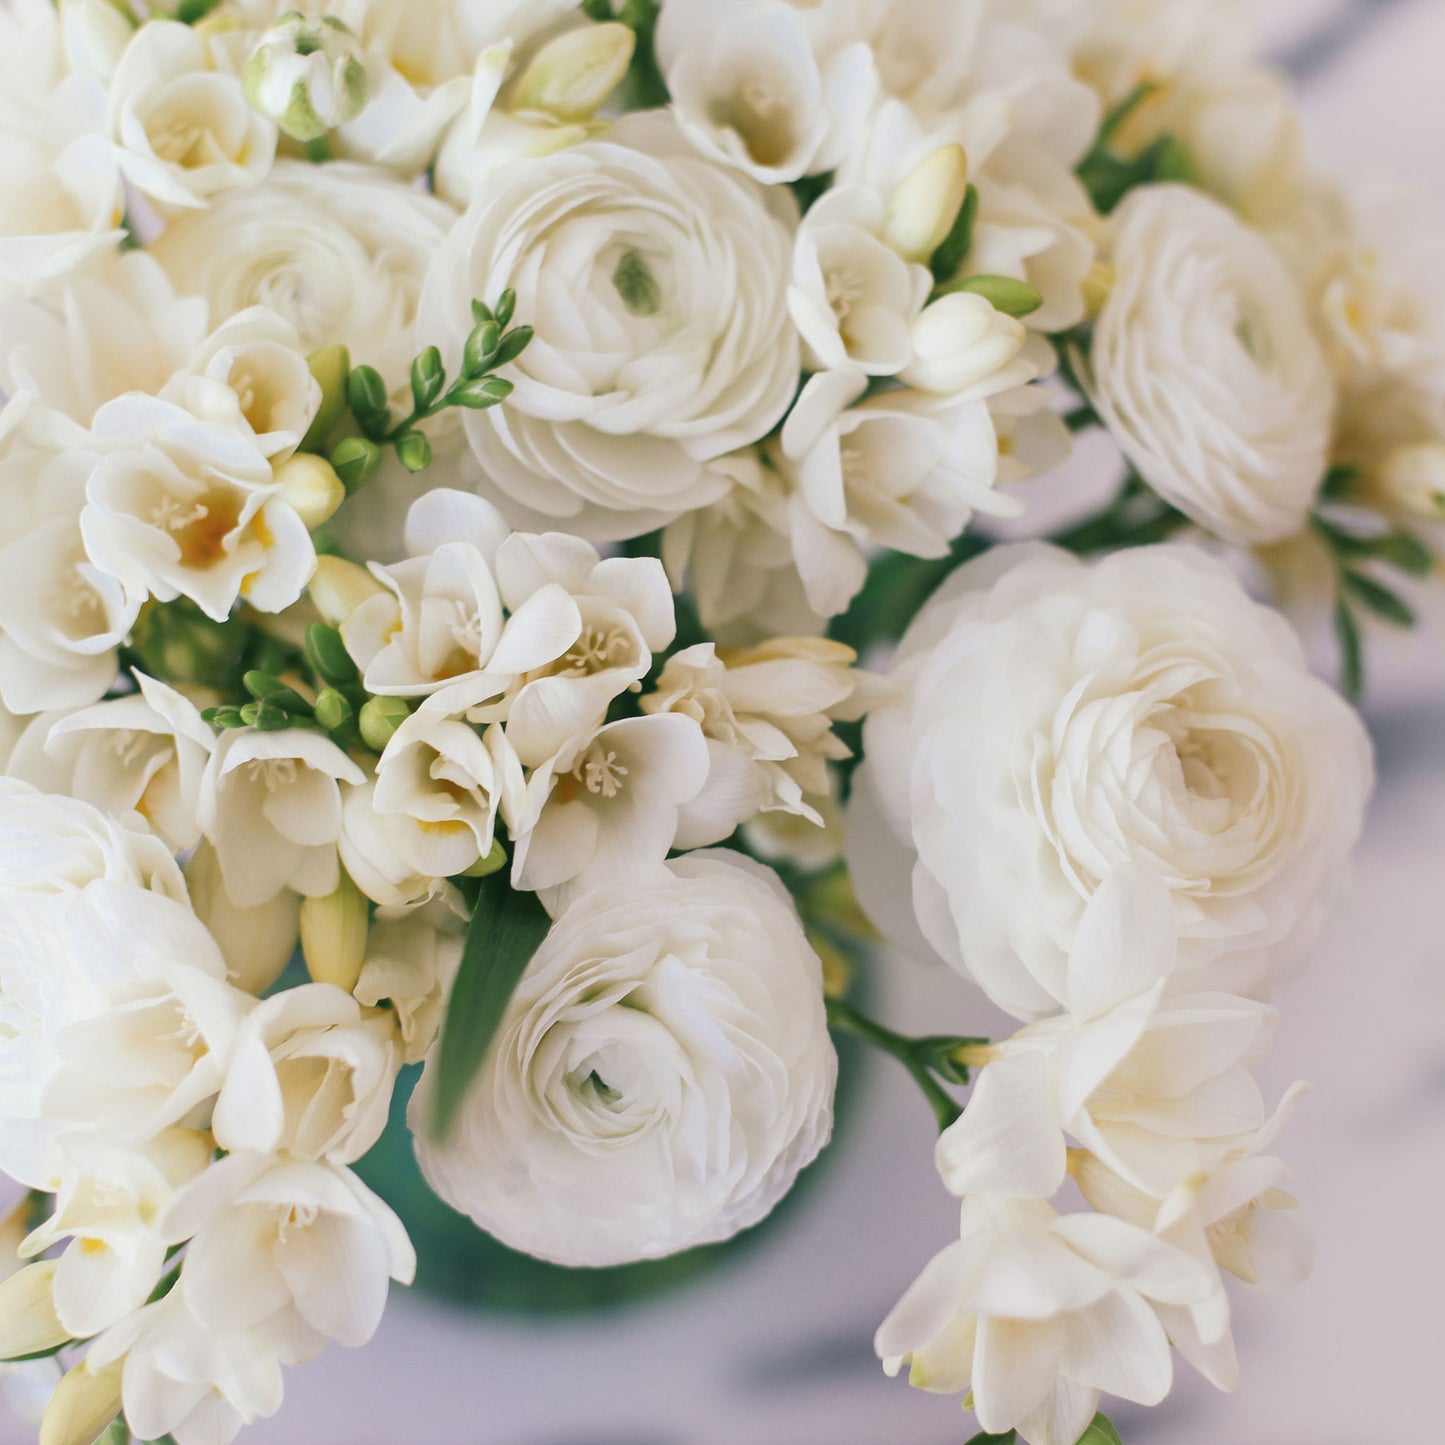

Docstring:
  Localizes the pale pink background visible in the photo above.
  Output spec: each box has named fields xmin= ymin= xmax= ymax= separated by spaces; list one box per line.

xmin=5 ymin=2 xmax=1444 ymax=1441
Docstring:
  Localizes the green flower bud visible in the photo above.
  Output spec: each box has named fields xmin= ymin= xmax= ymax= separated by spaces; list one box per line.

xmin=950 ymin=273 xmax=1044 ymax=319
xmin=329 ymin=435 xmax=383 ymax=492
xmin=242 ymin=13 xmax=370 ymax=143
xmin=299 ymin=343 xmax=351 ymax=451
xmin=464 ymin=319 xmax=501 ymax=377
xmin=411 ymin=346 xmax=445 ymax=411
xmin=510 ymin=22 xmax=635 ymax=123
xmin=453 ymin=375 xmax=514 ymax=410
xmin=314 ymin=686 xmax=355 ymax=733
xmin=358 ymin=695 xmax=411 ymax=752
xmin=459 ymin=838 xmax=509 ymax=879
xmin=301 ymin=869 xmax=369 ymax=992
xmin=274 ymin=452 xmax=346 ymax=528
xmin=304 ymin=620 xmax=363 ymax=687
xmin=395 ymin=430 xmax=433 ymax=474
xmin=491 ymin=326 xmax=534 ymax=368
xmin=347 ymin=365 xmax=388 ymax=422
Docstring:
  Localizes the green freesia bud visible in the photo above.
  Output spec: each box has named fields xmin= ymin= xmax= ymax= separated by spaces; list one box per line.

xmin=464 ymin=319 xmax=501 ymax=377
xmin=347 ymin=365 xmax=388 ymax=421
xmin=395 ymin=431 xmax=433 ymax=473
xmin=1078 ymin=1416 xmax=1124 ymax=1445
xmin=242 ymin=12 xmax=370 ymax=143
xmin=509 ymin=22 xmax=635 ymax=123
xmin=329 ymin=435 xmax=383 ymax=492
xmin=460 ymin=838 xmax=509 ymax=879
xmin=950 ymin=273 xmax=1044 ymax=319
xmin=299 ymin=343 xmax=351 ymax=451
xmin=304 ymin=621 xmax=363 ymax=690
xmin=313 ymin=686 xmax=355 ymax=733
xmin=454 ymin=376 xmax=514 ymax=410
xmin=411 ymin=346 xmax=445 ymax=411
xmin=358 ymin=695 xmax=411 ymax=752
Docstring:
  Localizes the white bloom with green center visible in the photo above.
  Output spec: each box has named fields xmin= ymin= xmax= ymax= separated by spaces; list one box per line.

xmin=850 ymin=544 xmax=1373 ymax=1017
xmin=1089 ymin=185 xmax=1335 ymax=545
xmin=411 ymin=851 xmax=837 ymax=1267
xmin=416 ymin=112 xmax=801 ymax=540
xmin=243 ymin=13 xmax=369 ymax=144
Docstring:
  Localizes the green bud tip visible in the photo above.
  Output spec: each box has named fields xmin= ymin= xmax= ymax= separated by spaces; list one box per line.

xmin=358 ymin=695 xmax=412 ymax=752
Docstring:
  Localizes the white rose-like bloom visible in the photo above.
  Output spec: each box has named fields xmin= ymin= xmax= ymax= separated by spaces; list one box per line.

xmin=412 ymin=852 xmax=836 ymax=1267
xmin=850 ymin=544 xmax=1373 ymax=1019
xmin=416 ymin=113 xmax=801 ymax=540
xmin=1089 ymin=186 xmax=1335 ymax=546
xmin=150 ymin=160 xmax=455 ymax=393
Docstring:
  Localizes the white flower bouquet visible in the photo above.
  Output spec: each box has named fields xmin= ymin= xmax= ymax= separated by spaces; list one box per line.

xmin=0 ymin=1 xmax=1435 ymax=1442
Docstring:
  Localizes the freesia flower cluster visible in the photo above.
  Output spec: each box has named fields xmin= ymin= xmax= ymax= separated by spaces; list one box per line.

xmin=0 ymin=0 xmax=1434 ymax=1442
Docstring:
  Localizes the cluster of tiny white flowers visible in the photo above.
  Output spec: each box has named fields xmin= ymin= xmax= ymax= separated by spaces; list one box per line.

xmin=0 ymin=0 xmax=1436 ymax=1442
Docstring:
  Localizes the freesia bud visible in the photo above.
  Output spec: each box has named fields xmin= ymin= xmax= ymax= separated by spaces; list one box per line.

xmin=40 ymin=1355 xmax=125 ymax=1445
xmin=301 ymin=868 xmax=369 ymax=992
xmin=243 ymin=13 xmax=370 ymax=143
xmin=300 ymin=343 xmax=352 ymax=451
xmin=358 ymin=696 xmax=411 ymax=753
xmin=509 ymin=23 xmax=635 ymax=123
xmin=1376 ymin=441 xmax=1445 ymax=518
xmin=310 ymin=556 xmax=386 ymax=627
xmin=901 ymin=292 xmax=1029 ymax=396
xmin=185 ymin=840 xmax=300 ymax=995
xmin=275 ymin=453 xmax=346 ymax=529
xmin=884 ymin=144 xmax=969 ymax=264
xmin=0 ymin=1261 xmax=69 ymax=1361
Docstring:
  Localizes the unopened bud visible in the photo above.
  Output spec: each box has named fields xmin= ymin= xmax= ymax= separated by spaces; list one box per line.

xmin=358 ymin=695 xmax=411 ymax=753
xmin=301 ymin=869 xmax=369 ymax=993
xmin=40 ymin=1354 xmax=125 ymax=1445
xmin=951 ymin=273 xmax=1044 ymax=319
xmin=274 ymin=453 xmax=345 ymax=529
xmin=0 ymin=1261 xmax=69 ymax=1361
xmin=329 ymin=435 xmax=383 ymax=492
xmin=309 ymin=556 xmax=385 ymax=627
xmin=243 ymin=13 xmax=369 ymax=142
xmin=460 ymin=838 xmax=508 ymax=879
xmin=395 ymin=430 xmax=433 ymax=474
xmin=884 ymin=144 xmax=970 ymax=263
xmin=510 ymin=23 xmax=635 ymax=124
xmin=1081 ymin=259 xmax=1116 ymax=319
xmin=300 ymin=343 xmax=351 ymax=452
xmin=901 ymin=292 xmax=1028 ymax=396
xmin=313 ymin=686 xmax=355 ymax=733
xmin=1376 ymin=441 xmax=1445 ymax=518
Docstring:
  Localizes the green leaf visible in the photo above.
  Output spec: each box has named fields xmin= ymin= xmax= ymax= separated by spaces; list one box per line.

xmin=410 ymin=346 xmax=445 ymax=412
xmin=1079 ymin=1414 xmax=1125 ymax=1445
xmin=1097 ymin=80 xmax=1161 ymax=148
xmin=1334 ymin=597 xmax=1364 ymax=700
xmin=964 ymin=1431 xmax=1016 ymax=1445
xmin=174 ymin=0 xmax=225 ymax=21
xmin=1077 ymin=133 xmax=1194 ymax=215
xmin=1344 ymin=570 xmax=1416 ymax=627
xmin=1369 ymin=531 xmax=1434 ymax=577
xmin=930 ymin=183 xmax=979 ymax=285
xmin=430 ymin=872 xmax=552 ymax=1140
xmin=1321 ymin=463 xmax=1362 ymax=500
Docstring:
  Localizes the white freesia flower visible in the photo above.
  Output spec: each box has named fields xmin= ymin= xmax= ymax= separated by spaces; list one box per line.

xmin=0 ymin=74 xmax=124 ymax=293
xmin=161 ymin=1152 xmax=414 ymax=1349
xmin=160 ymin=307 xmax=322 ymax=462
xmin=416 ymin=113 xmax=800 ymax=539
xmin=850 ymin=544 xmax=1373 ymax=1017
xmin=354 ymin=912 xmax=462 ymax=1065
xmin=658 ymin=0 xmax=875 ymax=184
xmin=789 ymin=187 xmax=931 ymax=376
xmin=901 ymin=292 xmax=1034 ymax=397
xmin=150 ymin=160 xmax=455 ymax=393
xmin=81 ymin=395 xmax=316 ymax=622
xmin=935 ymin=872 xmax=1276 ymax=1201
xmin=780 ymin=369 xmax=1023 ymax=603
xmin=1088 ymin=186 xmax=1335 ymax=545
xmin=413 ymin=851 xmax=836 ymax=1266
xmin=19 ymin=1129 xmax=211 ymax=1338
xmin=183 ymin=839 xmax=301 ymax=997
xmin=372 ymin=712 xmax=520 ymax=879
xmin=341 ymin=489 xmax=580 ymax=701
xmin=9 ymin=673 xmax=212 ymax=852
xmin=642 ymin=637 xmax=868 ymax=848
xmin=0 ymin=250 xmax=205 ymax=446
xmin=337 ymin=779 xmax=451 ymax=914
xmin=511 ymin=713 xmax=711 ymax=911
xmin=199 ymin=727 xmax=366 ymax=909
xmin=108 ymin=20 xmax=277 ymax=210
xmin=876 ymin=1196 xmax=1215 ymax=1444
xmin=489 ymin=530 xmax=675 ymax=766
xmin=90 ymin=1276 xmax=324 ymax=1445
xmin=0 ymin=0 xmax=131 ymax=102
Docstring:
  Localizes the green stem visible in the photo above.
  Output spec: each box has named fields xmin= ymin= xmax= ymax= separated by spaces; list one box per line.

xmin=1062 ymin=404 xmax=1098 ymax=434
xmin=826 ymin=997 xmax=963 ymax=1131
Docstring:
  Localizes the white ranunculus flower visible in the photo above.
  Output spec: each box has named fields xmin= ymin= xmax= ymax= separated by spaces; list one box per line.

xmin=340 ymin=489 xmax=580 ymax=701
xmin=0 ymin=74 xmax=124 ymax=294
xmin=412 ymin=851 xmax=836 ymax=1266
xmin=876 ymin=1196 xmax=1215 ymax=1444
xmin=510 ymin=713 xmax=711 ymax=912
xmin=788 ymin=187 xmax=932 ymax=376
xmin=6 ymin=670 xmax=214 ymax=851
xmin=108 ymin=20 xmax=277 ymax=210
xmin=416 ymin=113 xmax=801 ymax=540
xmin=1088 ymin=186 xmax=1335 ymax=546
xmin=934 ymin=871 xmax=1276 ymax=1201
xmin=19 ymin=1129 xmax=211 ymax=1339
xmin=161 ymin=1152 xmax=414 ymax=1349
xmin=149 ymin=160 xmax=455 ymax=394
xmin=81 ymin=395 xmax=316 ymax=623
xmin=850 ymin=544 xmax=1373 ymax=1018
xmin=198 ymin=727 xmax=366 ymax=909
xmin=657 ymin=0 xmax=875 ymax=184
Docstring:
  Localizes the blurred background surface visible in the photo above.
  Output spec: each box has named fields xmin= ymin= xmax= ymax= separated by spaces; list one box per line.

xmin=5 ymin=1 xmax=1445 ymax=1441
